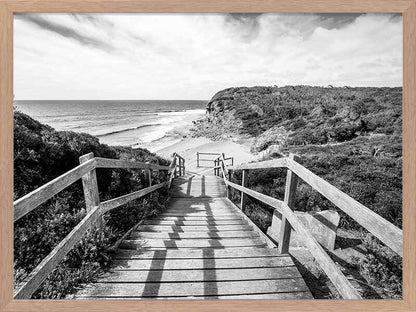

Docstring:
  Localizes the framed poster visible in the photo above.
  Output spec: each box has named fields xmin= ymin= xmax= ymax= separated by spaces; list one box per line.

xmin=0 ymin=0 xmax=415 ymax=311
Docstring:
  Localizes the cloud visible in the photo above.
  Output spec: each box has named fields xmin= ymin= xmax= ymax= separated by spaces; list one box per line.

xmin=13 ymin=13 xmax=402 ymax=100
xmin=15 ymin=14 xmax=114 ymax=52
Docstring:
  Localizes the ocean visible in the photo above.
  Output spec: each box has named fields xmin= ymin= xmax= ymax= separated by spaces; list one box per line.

xmin=14 ymin=100 xmax=206 ymax=152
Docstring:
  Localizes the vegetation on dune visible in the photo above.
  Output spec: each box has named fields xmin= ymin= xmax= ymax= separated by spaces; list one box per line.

xmin=194 ymin=85 xmax=402 ymax=299
xmin=13 ymin=110 xmax=171 ymax=299
xmin=191 ymin=85 xmax=401 ymax=147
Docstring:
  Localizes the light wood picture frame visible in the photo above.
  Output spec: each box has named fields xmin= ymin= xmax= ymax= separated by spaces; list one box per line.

xmin=1 ymin=0 xmax=415 ymax=311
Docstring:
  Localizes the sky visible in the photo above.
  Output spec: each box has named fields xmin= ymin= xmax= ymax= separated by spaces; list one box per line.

xmin=14 ymin=13 xmax=403 ymax=100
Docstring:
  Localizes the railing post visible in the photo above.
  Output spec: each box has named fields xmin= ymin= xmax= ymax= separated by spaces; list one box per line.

xmin=214 ymin=159 xmax=217 ymax=176
xmin=145 ymin=162 xmax=152 ymax=187
xmin=241 ymin=169 xmax=248 ymax=211
xmin=79 ymin=152 xmax=101 ymax=226
xmin=197 ymin=152 xmax=199 ymax=168
xmin=227 ymin=170 xmax=232 ymax=199
xmin=182 ymin=158 xmax=185 ymax=176
xmin=174 ymin=157 xmax=177 ymax=178
xmin=221 ymin=153 xmax=226 ymax=178
xmin=278 ymin=153 xmax=300 ymax=254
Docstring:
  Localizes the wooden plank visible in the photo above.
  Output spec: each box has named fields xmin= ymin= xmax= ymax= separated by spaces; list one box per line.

xmin=97 ymin=267 xmax=302 ymax=283
xmin=225 ymin=199 xmax=276 ymax=249
xmin=74 ymin=279 xmax=309 ymax=298
xmin=120 ymin=238 xmax=266 ymax=249
xmin=79 ymin=153 xmax=101 ymax=228
xmin=128 ymin=231 xmax=259 ymax=239
xmin=208 ymin=292 xmax=313 ymax=299
xmin=112 ymin=248 xmax=289 ymax=260
xmin=229 ymin=157 xmax=287 ymax=171
xmin=147 ymin=246 xmax=268 ymax=250
xmin=141 ymin=220 xmax=247 ymax=226
xmin=159 ymin=212 xmax=240 ymax=217
xmin=227 ymin=180 xmax=284 ymax=213
xmin=136 ymin=225 xmax=253 ymax=232
xmin=170 ymin=192 xmax=226 ymax=197
xmin=164 ymin=208 xmax=236 ymax=213
xmin=159 ymin=213 xmax=239 ymax=218
xmin=100 ymin=182 xmax=167 ymax=213
xmin=111 ymin=256 xmax=294 ymax=270
xmin=155 ymin=216 xmax=243 ymax=221
xmin=172 ymin=185 xmax=225 ymax=189
xmin=278 ymin=153 xmax=300 ymax=254
xmin=286 ymin=157 xmax=403 ymax=256
xmin=167 ymin=199 xmax=231 ymax=208
xmin=174 ymin=176 xmax=223 ymax=180
xmin=14 ymin=206 xmax=101 ymax=299
xmin=73 ymin=292 xmax=313 ymax=300
xmin=241 ymin=169 xmax=248 ymax=211
xmin=169 ymin=196 xmax=226 ymax=201
xmin=95 ymin=157 xmax=169 ymax=171
xmin=13 ymin=158 xmax=96 ymax=222
xmin=173 ymin=181 xmax=224 ymax=185
xmin=74 ymin=292 xmax=313 ymax=300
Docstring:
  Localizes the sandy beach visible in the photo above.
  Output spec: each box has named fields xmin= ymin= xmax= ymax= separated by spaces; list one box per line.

xmin=157 ymin=137 xmax=259 ymax=175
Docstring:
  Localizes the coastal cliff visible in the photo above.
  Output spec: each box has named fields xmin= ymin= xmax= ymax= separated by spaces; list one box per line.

xmin=191 ymin=86 xmax=402 ymax=155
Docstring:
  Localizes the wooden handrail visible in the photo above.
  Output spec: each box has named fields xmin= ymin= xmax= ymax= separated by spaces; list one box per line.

xmin=214 ymin=151 xmax=402 ymax=298
xmin=229 ymin=157 xmax=287 ymax=170
xmin=95 ymin=157 xmax=170 ymax=171
xmin=14 ymin=205 xmax=102 ymax=299
xmin=101 ymin=182 xmax=168 ymax=213
xmin=227 ymin=156 xmax=402 ymax=256
xmin=197 ymin=152 xmax=222 ymax=155
xmin=285 ymin=158 xmax=403 ymax=256
xmin=13 ymin=152 xmax=185 ymax=299
xmin=225 ymin=180 xmax=361 ymax=299
xmin=14 ymin=158 xmax=96 ymax=222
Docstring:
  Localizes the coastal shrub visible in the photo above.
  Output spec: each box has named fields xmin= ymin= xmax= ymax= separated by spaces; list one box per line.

xmin=191 ymin=86 xmax=402 ymax=145
xmin=355 ymin=234 xmax=402 ymax=299
xmin=13 ymin=110 xmax=171 ymax=298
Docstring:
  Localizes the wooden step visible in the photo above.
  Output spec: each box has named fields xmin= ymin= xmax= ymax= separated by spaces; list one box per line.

xmin=167 ymin=201 xmax=233 ymax=209
xmin=170 ymin=194 xmax=227 ymax=198
xmin=73 ymin=174 xmax=314 ymax=300
xmin=159 ymin=212 xmax=238 ymax=217
xmin=128 ymin=231 xmax=259 ymax=239
xmin=120 ymin=238 xmax=266 ymax=249
xmin=137 ymin=225 xmax=253 ymax=232
xmin=110 ymin=256 xmax=294 ymax=270
xmin=112 ymin=248 xmax=286 ymax=260
xmin=154 ymin=216 xmax=243 ymax=221
xmin=96 ymin=266 xmax=302 ymax=283
xmin=164 ymin=209 xmax=235 ymax=214
xmin=166 ymin=206 xmax=235 ymax=213
xmin=74 ymin=279 xmax=310 ymax=298
xmin=141 ymin=220 xmax=246 ymax=226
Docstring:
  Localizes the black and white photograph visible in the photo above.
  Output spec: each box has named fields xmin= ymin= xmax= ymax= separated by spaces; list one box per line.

xmin=13 ymin=13 xmax=403 ymax=300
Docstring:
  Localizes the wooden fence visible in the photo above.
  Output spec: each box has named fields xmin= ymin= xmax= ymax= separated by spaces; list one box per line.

xmin=196 ymin=152 xmax=233 ymax=168
xmin=213 ymin=152 xmax=403 ymax=299
xmin=13 ymin=152 xmax=185 ymax=299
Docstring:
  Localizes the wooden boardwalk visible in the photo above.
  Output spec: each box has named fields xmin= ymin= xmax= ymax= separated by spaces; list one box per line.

xmin=74 ymin=174 xmax=312 ymax=299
